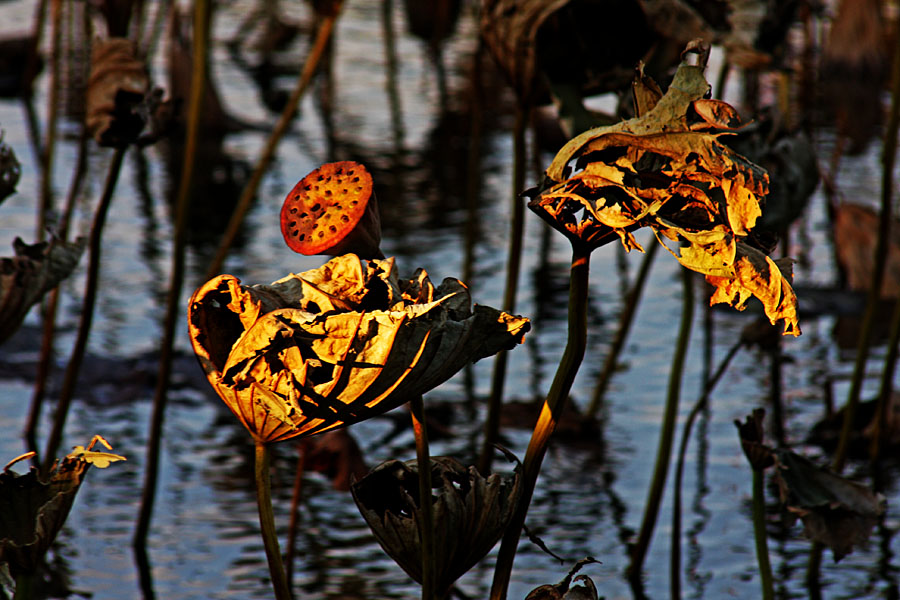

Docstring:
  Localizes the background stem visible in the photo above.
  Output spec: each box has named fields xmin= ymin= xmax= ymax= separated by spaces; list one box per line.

xmin=752 ymin=467 xmax=775 ymax=600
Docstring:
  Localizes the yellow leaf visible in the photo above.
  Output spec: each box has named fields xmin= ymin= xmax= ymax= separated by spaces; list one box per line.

xmin=67 ymin=447 xmax=127 ymax=468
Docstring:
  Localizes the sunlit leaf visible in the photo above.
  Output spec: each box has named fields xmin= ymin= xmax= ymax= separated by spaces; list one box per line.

xmin=66 ymin=447 xmax=127 ymax=469
xmin=707 ymin=243 xmax=800 ymax=336
xmin=189 ymin=254 xmax=530 ymax=444
xmin=0 ymin=237 xmax=87 ymax=344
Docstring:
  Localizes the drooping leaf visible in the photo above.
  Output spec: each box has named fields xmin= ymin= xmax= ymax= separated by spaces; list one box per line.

xmin=774 ymin=449 xmax=886 ymax=562
xmin=280 ymin=161 xmax=382 ymax=259
xmin=352 ymin=453 xmax=522 ymax=597
xmin=0 ymin=237 xmax=87 ymax=344
xmin=707 ymin=242 xmax=800 ymax=336
xmin=188 ymin=254 xmax=530 ymax=444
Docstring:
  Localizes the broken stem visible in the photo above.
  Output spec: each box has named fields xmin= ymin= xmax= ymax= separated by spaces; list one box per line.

xmin=410 ymin=394 xmax=436 ymax=600
xmin=255 ymin=441 xmax=292 ymax=600
xmin=490 ymin=245 xmax=590 ymax=600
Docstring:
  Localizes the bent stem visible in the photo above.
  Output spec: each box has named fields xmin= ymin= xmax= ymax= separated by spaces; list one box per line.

xmin=410 ymin=395 xmax=436 ymax=600
xmin=752 ymin=466 xmax=775 ymax=600
xmin=490 ymin=246 xmax=590 ymax=600
xmin=628 ymin=266 xmax=694 ymax=586
xmin=255 ymin=441 xmax=292 ymax=600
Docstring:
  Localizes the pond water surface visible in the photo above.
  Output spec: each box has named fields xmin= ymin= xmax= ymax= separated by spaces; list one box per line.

xmin=1 ymin=1 xmax=899 ymax=599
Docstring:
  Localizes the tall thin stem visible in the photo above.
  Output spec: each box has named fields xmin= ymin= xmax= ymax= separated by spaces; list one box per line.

xmin=628 ymin=266 xmax=694 ymax=586
xmin=410 ymin=395 xmax=436 ymax=600
xmin=205 ymin=10 xmax=339 ymax=279
xmin=490 ymin=246 xmax=590 ymax=600
xmin=752 ymin=467 xmax=775 ymax=600
xmin=134 ymin=0 xmax=208 ymax=549
xmin=41 ymin=146 xmax=126 ymax=472
xmin=255 ymin=442 xmax=292 ymax=600
xmin=478 ymin=104 xmax=529 ymax=475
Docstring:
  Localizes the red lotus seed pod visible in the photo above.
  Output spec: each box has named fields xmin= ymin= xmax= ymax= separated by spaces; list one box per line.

xmin=280 ymin=161 xmax=383 ymax=259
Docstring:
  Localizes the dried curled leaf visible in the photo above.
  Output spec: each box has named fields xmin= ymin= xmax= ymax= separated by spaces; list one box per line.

xmin=86 ymin=38 xmax=150 ymax=147
xmin=0 ymin=237 xmax=87 ymax=344
xmin=352 ymin=453 xmax=522 ymax=597
xmin=530 ymin=45 xmax=800 ymax=336
xmin=774 ymin=449 xmax=886 ymax=562
xmin=188 ymin=254 xmax=530 ymax=444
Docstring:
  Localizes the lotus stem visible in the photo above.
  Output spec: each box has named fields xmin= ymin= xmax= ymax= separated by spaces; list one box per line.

xmin=628 ymin=266 xmax=694 ymax=587
xmin=586 ymin=240 xmax=659 ymax=419
xmin=410 ymin=395 xmax=436 ymax=600
xmin=13 ymin=573 xmax=35 ymax=600
xmin=752 ymin=466 xmax=775 ymax=600
xmin=255 ymin=441 xmax=292 ymax=600
xmin=479 ymin=103 xmax=529 ymax=475
xmin=834 ymin=1 xmax=900 ymax=473
xmin=205 ymin=9 xmax=339 ymax=279
xmin=41 ymin=145 xmax=126 ymax=473
xmin=872 ymin=297 xmax=900 ymax=460
xmin=671 ymin=338 xmax=743 ymax=599
xmin=135 ymin=0 xmax=208 ymax=549
xmin=490 ymin=246 xmax=590 ymax=600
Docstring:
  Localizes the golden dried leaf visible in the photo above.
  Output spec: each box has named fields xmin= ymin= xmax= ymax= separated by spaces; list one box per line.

xmin=529 ymin=43 xmax=799 ymax=336
xmin=189 ymin=254 xmax=530 ymax=444
xmin=707 ymin=243 xmax=800 ymax=336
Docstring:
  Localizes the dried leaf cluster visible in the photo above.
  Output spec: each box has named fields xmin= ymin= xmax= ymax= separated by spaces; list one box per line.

xmin=85 ymin=38 xmax=150 ymax=147
xmin=529 ymin=47 xmax=799 ymax=335
xmin=188 ymin=254 xmax=529 ymax=444
xmin=0 ymin=133 xmax=20 ymax=204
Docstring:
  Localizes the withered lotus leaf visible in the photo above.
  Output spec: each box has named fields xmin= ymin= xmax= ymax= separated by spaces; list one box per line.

xmin=85 ymin=38 xmax=150 ymax=147
xmin=351 ymin=455 xmax=522 ymax=596
xmin=0 ymin=237 xmax=87 ymax=344
xmin=529 ymin=45 xmax=800 ymax=336
xmin=0 ymin=439 xmax=122 ymax=577
xmin=774 ymin=449 xmax=885 ymax=562
xmin=523 ymin=557 xmax=601 ymax=600
xmin=281 ymin=161 xmax=382 ymax=259
xmin=188 ymin=254 xmax=530 ymax=444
